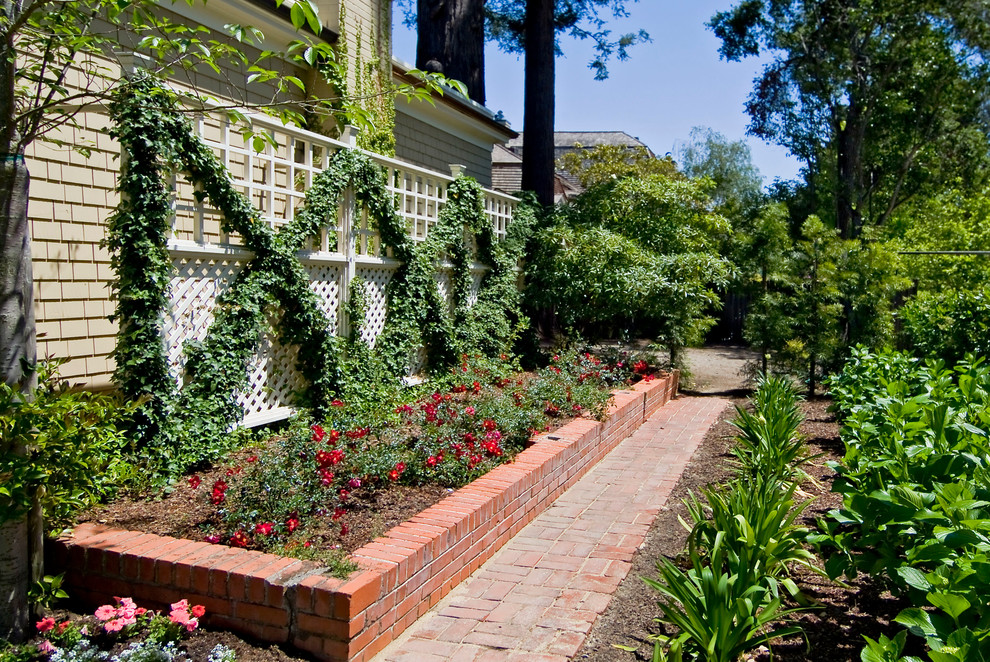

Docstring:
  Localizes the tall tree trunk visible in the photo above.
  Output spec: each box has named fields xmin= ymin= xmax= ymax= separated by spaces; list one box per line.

xmin=0 ymin=151 xmax=34 ymax=645
xmin=521 ymin=0 xmax=555 ymax=207
xmin=836 ymin=101 xmax=866 ymax=239
xmin=416 ymin=0 xmax=486 ymax=104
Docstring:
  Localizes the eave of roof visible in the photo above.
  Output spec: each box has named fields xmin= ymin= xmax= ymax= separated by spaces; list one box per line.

xmin=392 ymin=59 xmax=518 ymax=141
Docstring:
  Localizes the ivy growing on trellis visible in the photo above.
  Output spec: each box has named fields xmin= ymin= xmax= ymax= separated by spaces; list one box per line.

xmin=106 ymin=75 xmax=533 ymax=474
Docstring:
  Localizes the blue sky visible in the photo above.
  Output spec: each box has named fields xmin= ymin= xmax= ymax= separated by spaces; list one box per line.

xmin=391 ymin=0 xmax=803 ymax=185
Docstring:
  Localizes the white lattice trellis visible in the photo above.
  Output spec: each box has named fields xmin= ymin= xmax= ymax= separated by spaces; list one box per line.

xmin=165 ymin=257 xmax=243 ymax=381
xmin=236 ymin=310 xmax=304 ymax=426
xmin=353 ymin=266 xmax=395 ymax=346
xmin=164 ymin=110 xmax=519 ymax=427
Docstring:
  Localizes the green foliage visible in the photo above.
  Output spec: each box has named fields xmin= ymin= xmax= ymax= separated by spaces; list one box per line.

xmin=684 ymin=475 xmax=818 ymax=585
xmin=729 ymin=375 xmax=815 ymax=482
xmin=888 ymin=186 xmax=990 ymax=293
xmin=27 ymin=575 xmax=68 ymax=612
xmin=556 ymin=144 xmax=681 ymax=190
xmin=820 ymin=349 xmax=990 ymax=659
xmin=0 ymin=362 xmax=130 ymax=529
xmin=644 ymin=536 xmax=803 ymax=662
xmin=527 ymin=173 xmax=730 ymax=357
xmin=639 ymin=374 xmax=812 ymax=661
xmin=900 ymin=288 xmax=990 ymax=366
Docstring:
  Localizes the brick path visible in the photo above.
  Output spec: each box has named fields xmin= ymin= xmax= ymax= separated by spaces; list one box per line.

xmin=373 ymin=396 xmax=730 ymax=662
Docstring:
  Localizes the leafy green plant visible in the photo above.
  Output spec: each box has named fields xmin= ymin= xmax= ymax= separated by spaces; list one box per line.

xmin=820 ymin=349 xmax=990 ymax=660
xmin=729 ymin=375 xmax=814 ymax=483
xmin=900 ymin=288 xmax=990 ymax=366
xmin=643 ymin=534 xmax=804 ymax=662
xmin=27 ymin=575 xmax=68 ymax=612
xmin=684 ymin=475 xmax=819 ymax=588
xmin=0 ymin=361 xmax=131 ymax=529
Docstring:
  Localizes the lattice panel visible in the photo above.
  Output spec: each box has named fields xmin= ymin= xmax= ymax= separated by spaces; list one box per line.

xmin=307 ymin=264 xmax=343 ymax=335
xmin=436 ymin=270 xmax=453 ymax=314
xmin=236 ymin=309 xmax=305 ymax=425
xmin=354 ymin=266 xmax=394 ymax=346
xmin=165 ymin=257 xmax=244 ymax=381
xmin=469 ymin=270 xmax=484 ymax=307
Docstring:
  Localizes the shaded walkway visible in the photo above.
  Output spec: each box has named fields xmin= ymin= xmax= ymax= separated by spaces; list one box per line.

xmin=374 ymin=396 xmax=730 ymax=661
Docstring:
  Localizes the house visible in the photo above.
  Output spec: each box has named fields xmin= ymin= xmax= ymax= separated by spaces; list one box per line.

xmin=25 ymin=0 xmax=518 ymax=423
xmin=494 ymin=130 xmax=654 ymax=201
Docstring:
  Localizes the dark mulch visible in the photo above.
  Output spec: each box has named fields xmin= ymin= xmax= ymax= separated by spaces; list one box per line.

xmin=575 ymin=396 xmax=913 ymax=662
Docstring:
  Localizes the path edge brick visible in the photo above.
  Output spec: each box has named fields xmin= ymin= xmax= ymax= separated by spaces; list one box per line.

xmin=48 ymin=372 xmax=678 ymax=662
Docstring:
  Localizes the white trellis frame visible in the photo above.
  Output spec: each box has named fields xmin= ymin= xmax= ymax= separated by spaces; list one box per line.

xmin=163 ymin=113 xmax=518 ymax=427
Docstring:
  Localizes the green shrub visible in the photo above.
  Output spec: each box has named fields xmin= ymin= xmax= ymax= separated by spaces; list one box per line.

xmin=729 ymin=375 xmax=813 ymax=483
xmin=900 ymin=287 xmax=990 ymax=365
xmin=0 ymin=361 xmax=132 ymax=530
xmin=820 ymin=348 xmax=990 ymax=659
xmin=684 ymin=475 xmax=818 ymax=586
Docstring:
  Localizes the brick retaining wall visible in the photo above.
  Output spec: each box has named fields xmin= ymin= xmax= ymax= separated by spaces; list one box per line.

xmin=49 ymin=372 xmax=678 ymax=662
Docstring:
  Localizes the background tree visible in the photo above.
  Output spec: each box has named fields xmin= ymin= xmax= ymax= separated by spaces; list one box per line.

xmin=557 ymin=143 xmax=679 ymax=189
xmin=484 ymin=0 xmax=648 ymax=206
xmin=527 ymin=169 xmax=730 ymax=364
xmin=677 ymin=126 xmax=763 ymax=219
xmin=710 ymin=0 xmax=990 ymax=239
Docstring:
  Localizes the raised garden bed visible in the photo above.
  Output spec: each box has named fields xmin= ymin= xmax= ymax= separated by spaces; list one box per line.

xmin=48 ymin=372 xmax=678 ymax=662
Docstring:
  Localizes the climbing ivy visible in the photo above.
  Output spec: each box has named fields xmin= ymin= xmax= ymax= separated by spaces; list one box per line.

xmin=107 ymin=75 xmax=532 ymax=475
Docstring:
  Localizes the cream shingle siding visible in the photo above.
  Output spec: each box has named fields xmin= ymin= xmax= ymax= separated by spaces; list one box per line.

xmin=394 ymin=113 xmax=494 ymax=187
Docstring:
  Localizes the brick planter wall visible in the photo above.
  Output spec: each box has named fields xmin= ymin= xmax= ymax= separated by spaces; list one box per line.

xmin=49 ymin=372 xmax=678 ymax=662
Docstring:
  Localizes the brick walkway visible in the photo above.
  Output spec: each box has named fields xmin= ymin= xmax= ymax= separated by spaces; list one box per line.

xmin=373 ymin=396 xmax=730 ymax=662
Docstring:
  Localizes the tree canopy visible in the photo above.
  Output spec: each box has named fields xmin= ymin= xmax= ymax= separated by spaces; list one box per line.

xmin=710 ymin=0 xmax=990 ymax=238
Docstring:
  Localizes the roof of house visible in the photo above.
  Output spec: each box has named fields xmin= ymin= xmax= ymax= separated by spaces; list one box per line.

xmin=505 ymin=131 xmax=653 ymax=154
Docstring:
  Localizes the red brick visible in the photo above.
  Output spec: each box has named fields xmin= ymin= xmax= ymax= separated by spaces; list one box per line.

xmin=233 ymin=602 xmax=289 ymax=627
xmin=334 ymin=570 xmax=382 ymax=619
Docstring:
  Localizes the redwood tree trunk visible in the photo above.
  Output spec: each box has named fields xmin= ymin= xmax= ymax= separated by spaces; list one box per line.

xmin=416 ymin=0 xmax=486 ymax=104
xmin=521 ymin=0 xmax=555 ymax=207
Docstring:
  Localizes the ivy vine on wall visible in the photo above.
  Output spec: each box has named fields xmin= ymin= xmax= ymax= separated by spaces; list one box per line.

xmin=106 ymin=75 xmax=533 ymax=475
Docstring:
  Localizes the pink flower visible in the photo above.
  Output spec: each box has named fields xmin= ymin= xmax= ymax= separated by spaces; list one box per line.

xmin=36 ymin=618 xmax=56 ymax=633
xmin=170 ymin=599 xmax=189 ymax=613
xmin=104 ymin=619 xmax=126 ymax=633
xmin=37 ymin=640 xmax=55 ymax=654
xmin=464 ymin=406 xmax=475 ymax=416
xmin=94 ymin=605 xmax=116 ymax=621
xmin=348 ymin=477 xmax=361 ymax=489
xmin=204 ymin=533 xmax=221 ymax=544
